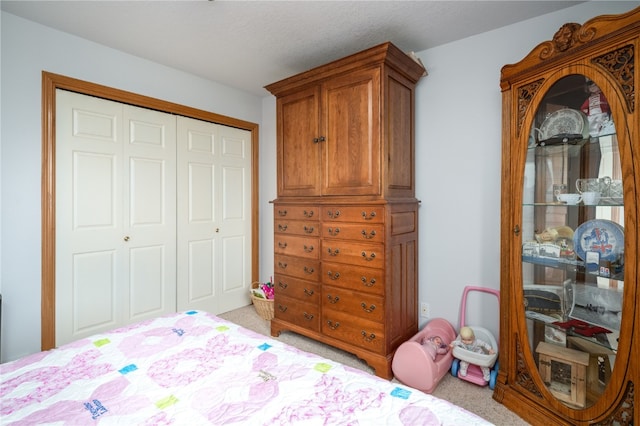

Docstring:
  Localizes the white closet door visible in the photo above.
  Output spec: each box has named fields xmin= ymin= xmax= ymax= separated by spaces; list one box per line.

xmin=177 ymin=117 xmax=252 ymax=313
xmin=56 ymin=90 xmax=176 ymax=346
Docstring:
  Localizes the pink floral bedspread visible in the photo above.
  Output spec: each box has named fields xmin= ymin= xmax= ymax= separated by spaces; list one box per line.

xmin=1 ymin=311 xmax=491 ymax=425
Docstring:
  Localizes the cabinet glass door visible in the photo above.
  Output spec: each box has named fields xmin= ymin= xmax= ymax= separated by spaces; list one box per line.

xmin=522 ymin=74 xmax=623 ymax=409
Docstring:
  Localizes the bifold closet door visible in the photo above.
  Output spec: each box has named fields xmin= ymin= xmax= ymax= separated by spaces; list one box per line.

xmin=55 ymin=90 xmax=177 ymax=346
xmin=176 ymin=117 xmax=252 ymax=313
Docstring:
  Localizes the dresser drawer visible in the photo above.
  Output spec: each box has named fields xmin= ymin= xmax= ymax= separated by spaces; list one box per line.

xmin=275 ymin=254 xmax=320 ymax=281
xmin=274 ymin=274 xmax=320 ymax=303
xmin=321 ymin=310 xmax=385 ymax=354
xmin=274 ymin=294 xmax=320 ymax=332
xmin=275 ymin=220 xmax=319 ymax=236
xmin=322 ymin=286 xmax=384 ymax=323
xmin=274 ymin=234 xmax=320 ymax=259
xmin=322 ymin=262 xmax=385 ymax=296
xmin=322 ymin=206 xmax=384 ymax=223
xmin=322 ymin=222 xmax=385 ymax=242
xmin=321 ymin=241 xmax=385 ymax=268
xmin=274 ymin=205 xmax=319 ymax=221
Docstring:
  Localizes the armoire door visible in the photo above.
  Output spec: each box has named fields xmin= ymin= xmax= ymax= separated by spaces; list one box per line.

xmin=176 ymin=116 xmax=252 ymax=313
xmin=55 ymin=90 xmax=177 ymax=346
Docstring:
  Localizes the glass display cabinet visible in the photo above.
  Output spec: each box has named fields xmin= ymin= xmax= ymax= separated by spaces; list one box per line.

xmin=494 ymin=7 xmax=639 ymax=425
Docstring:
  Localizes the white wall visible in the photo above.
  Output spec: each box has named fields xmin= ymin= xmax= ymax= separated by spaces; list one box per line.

xmin=2 ymin=1 xmax=637 ymax=363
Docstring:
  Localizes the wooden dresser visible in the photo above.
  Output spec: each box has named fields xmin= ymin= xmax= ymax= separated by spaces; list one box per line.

xmin=266 ymin=42 xmax=425 ymax=379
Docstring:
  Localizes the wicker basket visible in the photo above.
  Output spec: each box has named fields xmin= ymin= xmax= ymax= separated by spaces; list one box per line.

xmin=251 ymin=282 xmax=274 ymax=321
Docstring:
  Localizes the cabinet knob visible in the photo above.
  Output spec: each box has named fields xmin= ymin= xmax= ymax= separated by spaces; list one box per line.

xmin=514 ymin=225 xmax=521 ymax=235
xmin=313 ymin=136 xmax=326 ymax=143
xmin=361 ymin=277 xmax=376 ymax=287
xmin=361 ymin=211 xmax=376 ymax=220
xmin=361 ymin=251 xmax=376 ymax=261
xmin=327 ymin=295 xmax=340 ymax=304
xmin=361 ymin=302 xmax=376 ymax=313
xmin=361 ymin=229 xmax=376 ymax=239
xmin=123 ymin=236 xmax=130 ymax=242
xmin=361 ymin=331 xmax=376 ymax=342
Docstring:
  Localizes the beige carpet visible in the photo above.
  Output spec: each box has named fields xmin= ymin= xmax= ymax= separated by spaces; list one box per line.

xmin=218 ymin=305 xmax=531 ymax=425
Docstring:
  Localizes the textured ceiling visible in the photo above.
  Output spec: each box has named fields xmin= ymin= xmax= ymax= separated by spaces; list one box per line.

xmin=2 ymin=1 xmax=585 ymax=96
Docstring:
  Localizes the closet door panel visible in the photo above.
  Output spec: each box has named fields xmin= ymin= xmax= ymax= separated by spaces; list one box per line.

xmin=56 ymin=91 xmax=177 ymax=346
xmin=123 ymin=105 xmax=176 ymax=321
xmin=218 ymin=125 xmax=252 ymax=309
xmin=177 ymin=117 xmax=252 ymax=313
xmin=56 ymin=90 xmax=123 ymax=344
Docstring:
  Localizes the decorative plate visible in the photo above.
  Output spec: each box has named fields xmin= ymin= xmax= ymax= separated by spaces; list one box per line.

xmin=539 ymin=108 xmax=588 ymax=142
xmin=573 ymin=219 xmax=624 ymax=261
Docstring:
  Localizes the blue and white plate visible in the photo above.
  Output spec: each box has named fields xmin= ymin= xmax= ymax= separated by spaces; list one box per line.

xmin=573 ymin=219 xmax=624 ymax=261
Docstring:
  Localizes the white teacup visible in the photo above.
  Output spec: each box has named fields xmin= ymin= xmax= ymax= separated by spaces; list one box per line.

xmin=582 ymin=191 xmax=601 ymax=205
xmin=557 ymin=193 xmax=582 ymax=205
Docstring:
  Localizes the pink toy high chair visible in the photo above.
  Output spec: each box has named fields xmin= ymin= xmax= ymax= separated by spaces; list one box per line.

xmin=391 ymin=317 xmax=456 ymax=393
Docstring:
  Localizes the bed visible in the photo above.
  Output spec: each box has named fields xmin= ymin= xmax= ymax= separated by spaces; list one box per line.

xmin=1 ymin=310 xmax=491 ymax=425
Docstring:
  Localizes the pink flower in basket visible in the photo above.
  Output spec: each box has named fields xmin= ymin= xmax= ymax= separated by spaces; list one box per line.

xmin=252 ymin=277 xmax=274 ymax=300
xmin=261 ymin=282 xmax=274 ymax=300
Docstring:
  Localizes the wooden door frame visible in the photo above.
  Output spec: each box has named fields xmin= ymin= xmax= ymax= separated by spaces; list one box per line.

xmin=41 ymin=71 xmax=260 ymax=350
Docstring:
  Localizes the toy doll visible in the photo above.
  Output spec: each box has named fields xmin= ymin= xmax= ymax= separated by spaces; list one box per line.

xmin=421 ymin=335 xmax=449 ymax=360
xmin=581 ymin=79 xmax=612 ymax=138
xmin=450 ymin=326 xmax=495 ymax=381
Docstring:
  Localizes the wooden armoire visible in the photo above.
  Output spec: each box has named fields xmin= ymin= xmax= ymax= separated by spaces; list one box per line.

xmin=495 ymin=6 xmax=640 ymax=425
xmin=265 ymin=42 xmax=425 ymax=379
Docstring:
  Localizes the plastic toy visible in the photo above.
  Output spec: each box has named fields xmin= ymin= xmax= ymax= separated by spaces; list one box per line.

xmin=450 ymin=285 xmax=500 ymax=389
xmin=391 ymin=317 xmax=456 ymax=393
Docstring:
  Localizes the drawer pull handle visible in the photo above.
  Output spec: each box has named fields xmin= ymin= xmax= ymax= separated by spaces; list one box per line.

xmin=278 ymin=224 xmax=288 ymax=232
xmin=361 ymin=230 xmax=376 ymax=239
xmin=361 ymin=277 xmax=376 ymax=287
xmin=361 ymin=331 xmax=376 ymax=342
xmin=327 ymin=227 xmax=340 ymax=236
xmin=361 ymin=251 xmax=376 ymax=261
xmin=303 ymin=210 xmax=314 ymax=218
xmin=277 ymin=281 xmax=288 ymax=290
xmin=361 ymin=302 xmax=376 ymax=313
xmin=327 ymin=210 xmax=341 ymax=219
xmin=327 ymin=295 xmax=340 ymax=304
xmin=327 ymin=271 xmax=340 ymax=280
xmin=304 ymin=288 xmax=315 ymax=296
xmin=303 ymin=245 xmax=314 ymax=253
xmin=277 ymin=304 xmax=288 ymax=313
xmin=303 ymin=266 xmax=315 ymax=275
xmin=304 ymin=226 xmax=314 ymax=234
xmin=327 ymin=320 xmax=340 ymax=330
xmin=327 ymin=248 xmax=340 ymax=256
xmin=278 ymin=262 xmax=288 ymax=269
xmin=278 ymin=242 xmax=288 ymax=249
xmin=303 ymin=312 xmax=315 ymax=321
xmin=361 ymin=211 xmax=377 ymax=220
xmin=277 ymin=209 xmax=288 ymax=217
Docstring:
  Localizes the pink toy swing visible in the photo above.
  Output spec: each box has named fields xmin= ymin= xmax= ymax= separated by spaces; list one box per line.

xmin=391 ymin=317 xmax=456 ymax=394
xmin=450 ymin=285 xmax=500 ymax=389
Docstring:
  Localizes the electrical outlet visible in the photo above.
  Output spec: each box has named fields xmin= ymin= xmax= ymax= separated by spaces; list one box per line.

xmin=420 ymin=302 xmax=430 ymax=319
